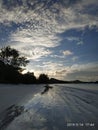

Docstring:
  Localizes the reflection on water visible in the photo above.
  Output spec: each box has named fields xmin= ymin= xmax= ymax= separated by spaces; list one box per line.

xmin=0 ymin=105 xmax=24 ymax=130
xmin=41 ymin=85 xmax=53 ymax=95
xmin=1 ymin=84 xmax=98 ymax=130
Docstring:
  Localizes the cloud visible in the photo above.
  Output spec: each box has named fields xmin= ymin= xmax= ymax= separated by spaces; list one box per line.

xmin=65 ymin=36 xmax=84 ymax=45
xmin=10 ymin=28 xmax=61 ymax=48
xmin=0 ymin=0 xmax=98 ymax=31
xmin=9 ymin=25 xmax=61 ymax=60
xmin=65 ymin=37 xmax=79 ymax=41
xmin=63 ymin=50 xmax=73 ymax=56
xmin=77 ymin=41 xmax=84 ymax=45
xmin=72 ymin=56 xmax=79 ymax=61
xmin=25 ymin=59 xmax=98 ymax=81
xmin=20 ymin=46 xmax=52 ymax=60
xmin=0 ymin=0 xmax=98 ymax=76
xmin=26 ymin=61 xmax=64 ymax=77
xmin=0 ymin=1 xmax=98 ymax=43
xmin=54 ymin=62 xmax=98 ymax=81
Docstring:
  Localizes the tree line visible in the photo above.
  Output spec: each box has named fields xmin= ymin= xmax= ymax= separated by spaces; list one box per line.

xmin=0 ymin=46 xmax=50 ymax=84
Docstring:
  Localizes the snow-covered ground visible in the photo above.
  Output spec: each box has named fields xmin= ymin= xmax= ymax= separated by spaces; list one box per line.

xmin=0 ymin=84 xmax=98 ymax=130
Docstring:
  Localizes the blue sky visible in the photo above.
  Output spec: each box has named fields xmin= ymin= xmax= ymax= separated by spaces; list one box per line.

xmin=0 ymin=0 xmax=98 ymax=81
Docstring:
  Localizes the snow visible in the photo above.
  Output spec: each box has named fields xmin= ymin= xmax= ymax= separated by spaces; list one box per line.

xmin=0 ymin=84 xmax=98 ymax=130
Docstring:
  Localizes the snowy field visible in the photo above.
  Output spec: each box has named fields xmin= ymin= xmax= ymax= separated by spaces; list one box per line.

xmin=0 ymin=84 xmax=98 ymax=130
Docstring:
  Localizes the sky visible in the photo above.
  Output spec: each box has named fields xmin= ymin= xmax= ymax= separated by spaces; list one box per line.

xmin=0 ymin=0 xmax=98 ymax=81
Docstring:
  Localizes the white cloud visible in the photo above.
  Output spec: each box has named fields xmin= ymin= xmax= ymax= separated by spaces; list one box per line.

xmin=18 ymin=46 xmax=52 ymax=60
xmin=0 ymin=0 xmax=98 ymax=33
xmin=10 ymin=28 xmax=61 ymax=48
xmin=0 ymin=1 xmax=97 ymax=49
xmin=0 ymin=0 xmax=98 ymax=29
xmin=63 ymin=50 xmax=73 ymax=56
xmin=50 ymin=54 xmax=64 ymax=59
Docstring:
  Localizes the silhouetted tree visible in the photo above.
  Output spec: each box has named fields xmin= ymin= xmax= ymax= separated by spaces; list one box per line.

xmin=0 ymin=60 xmax=22 ymax=83
xmin=23 ymin=72 xmax=36 ymax=84
xmin=0 ymin=46 xmax=29 ymax=71
xmin=0 ymin=46 xmax=29 ymax=83
xmin=38 ymin=74 xmax=49 ymax=83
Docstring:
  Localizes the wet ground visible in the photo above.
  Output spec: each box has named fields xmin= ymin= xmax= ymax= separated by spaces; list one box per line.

xmin=0 ymin=84 xmax=98 ymax=130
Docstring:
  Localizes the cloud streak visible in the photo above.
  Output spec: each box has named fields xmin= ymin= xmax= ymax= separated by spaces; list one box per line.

xmin=20 ymin=46 xmax=52 ymax=60
xmin=48 ymin=62 xmax=98 ymax=81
